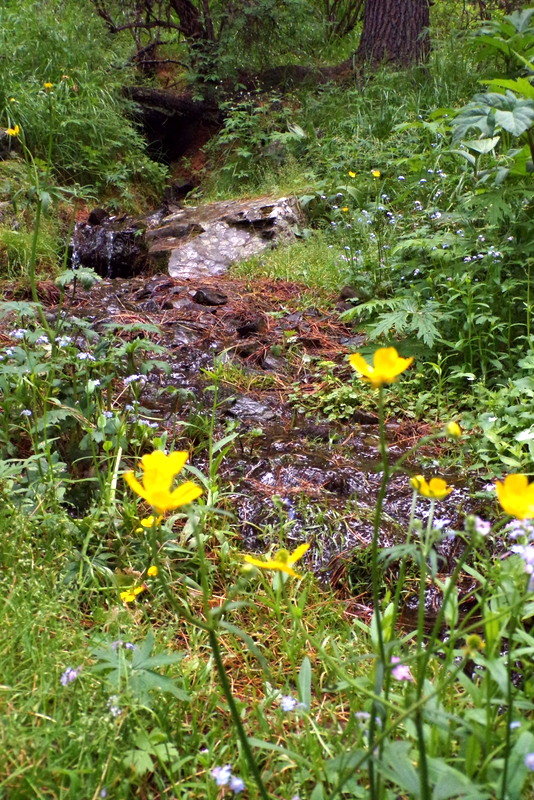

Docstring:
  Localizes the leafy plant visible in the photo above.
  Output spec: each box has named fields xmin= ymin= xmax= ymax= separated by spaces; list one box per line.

xmin=91 ymin=633 xmax=188 ymax=705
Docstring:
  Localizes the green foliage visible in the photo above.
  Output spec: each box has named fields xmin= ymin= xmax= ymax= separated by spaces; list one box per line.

xmin=0 ymin=308 xmax=170 ymax=508
xmin=472 ymin=7 xmax=534 ymax=72
xmin=91 ymin=633 xmax=189 ymax=705
xmin=0 ymin=0 xmax=167 ymax=195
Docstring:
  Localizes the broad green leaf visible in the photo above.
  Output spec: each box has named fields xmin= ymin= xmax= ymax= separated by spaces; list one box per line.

xmin=429 ymin=758 xmax=490 ymax=800
xmin=463 ymin=137 xmax=500 ymax=154
xmin=123 ymin=749 xmax=154 ymax=775
xmin=450 ymin=148 xmax=477 ymax=165
xmin=505 ymin=731 xmax=534 ymax=799
xmin=507 ymin=8 xmax=534 ymax=33
xmin=485 ymin=77 xmax=534 ymax=100
xmin=325 ymin=749 xmax=366 ymax=774
xmin=298 ymin=656 xmax=312 ymax=710
xmin=310 ymin=784 xmax=325 ymax=800
xmin=494 ymin=104 xmax=534 ymax=136
xmin=377 ymin=741 xmax=419 ymax=795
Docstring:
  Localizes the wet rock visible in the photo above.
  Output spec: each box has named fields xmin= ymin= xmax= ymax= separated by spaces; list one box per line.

xmin=87 ymin=208 xmax=109 ymax=226
xmin=234 ymin=342 xmax=259 ymax=358
xmin=352 ymin=410 xmax=379 ymax=425
xmin=192 ymin=287 xmax=228 ymax=306
xmin=341 ymin=335 xmax=366 ymax=348
xmin=71 ymin=217 xmax=148 ymax=278
xmin=139 ymin=299 xmax=161 ymax=313
xmin=236 ymin=315 xmax=267 ymax=337
xmin=163 ymin=179 xmax=195 ymax=204
xmin=228 ymin=396 xmax=277 ymax=423
xmin=339 ymin=285 xmax=360 ymax=301
xmin=148 ymin=196 xmax=303 ymax=279
xmin=261 ymin=353 xmax=286 ymax=371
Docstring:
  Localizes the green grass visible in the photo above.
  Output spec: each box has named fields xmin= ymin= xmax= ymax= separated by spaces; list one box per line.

xmin=231 ymin=231 xmax=346 ymax=299
xmin=1 ymin=457 xmax=533 ymax=800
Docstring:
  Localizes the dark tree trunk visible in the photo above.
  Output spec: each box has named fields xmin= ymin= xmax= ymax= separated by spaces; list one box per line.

xmin=357 ymin=0 xmax=431 ymax=66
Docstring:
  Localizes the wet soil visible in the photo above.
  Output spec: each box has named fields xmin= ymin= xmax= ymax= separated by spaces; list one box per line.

xmin=7 ymin=271 xmax=492 ymax=621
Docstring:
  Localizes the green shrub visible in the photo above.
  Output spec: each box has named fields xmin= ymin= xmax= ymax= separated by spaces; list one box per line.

xmin=0 ymin=0 xmax=167 ymax=196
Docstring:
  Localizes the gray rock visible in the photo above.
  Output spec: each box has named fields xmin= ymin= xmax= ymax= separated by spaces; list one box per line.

xmin=148 ymin=196 xmax=303 ymax=279
xmin=70 ymin=195 xmax=303 ymax=281
xmin=228 ymin=396 xmax=277 ymax=423
xmin=192 ymin=287 xmax=228 ymax=306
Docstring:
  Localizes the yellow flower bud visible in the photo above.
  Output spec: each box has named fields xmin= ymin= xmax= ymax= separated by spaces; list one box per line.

xmin=446 ymin=421 xmax=462 ymax=438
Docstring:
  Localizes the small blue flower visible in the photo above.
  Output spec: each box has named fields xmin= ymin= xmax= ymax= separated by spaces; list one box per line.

xmin=279 ymin=695 xmax=306 ymax=712
xmin=229 ymin=776 xmax=246 ymax=793
xmin=21 ymin=409 xmax=32 ymax=417
xmin=211 ymin=765 xmax=232 ymax=786
xmin=60 ymin=666 xmax=82 ymax=686
xmin=108 ymin=696 xmax=121 ymax=717
xmin=124 ymin=374 xmax=147 ymax=386
xmin=280 ymin=695 xmax=298 ymax=712
xmin=525 ymin=753 xmax=534 ymax=770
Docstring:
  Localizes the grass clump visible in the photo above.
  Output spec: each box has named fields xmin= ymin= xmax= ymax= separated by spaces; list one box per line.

xmin=0 ymin=0 xmax=166 ymax=196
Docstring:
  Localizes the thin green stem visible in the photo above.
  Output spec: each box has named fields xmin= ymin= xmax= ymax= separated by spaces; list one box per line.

xmin=367 ymin=385 xmax=390 ymax=799
xmin=148 ymin=518 xmax=269 ymax=798
xmin=500 ymin=612 xmax=518 ymax=800
xmin=329 ymin=655 xmax=469 ymax=800
xmin=208 ymin=629 xmax=271 ymax=800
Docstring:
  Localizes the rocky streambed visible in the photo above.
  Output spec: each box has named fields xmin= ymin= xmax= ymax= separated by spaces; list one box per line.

xmin=59 ymin=259 xmax=489 ymax=622
xmin=0 ymin=191 xmax=492 ymax=622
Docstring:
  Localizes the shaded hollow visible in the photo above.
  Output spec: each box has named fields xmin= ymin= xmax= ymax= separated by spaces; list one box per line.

xmin=124 ymin=86 xmax=221 ymax=164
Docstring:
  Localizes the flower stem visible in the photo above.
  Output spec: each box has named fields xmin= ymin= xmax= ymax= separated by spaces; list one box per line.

xmin=368 ymin=385 xmax=389 ymax=800
xmin=208 ymin=628 xmax=271 ymax=800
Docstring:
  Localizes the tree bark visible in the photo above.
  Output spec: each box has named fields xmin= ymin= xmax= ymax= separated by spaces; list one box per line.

xmin=357 ymin=0 xmax=431 ymax=66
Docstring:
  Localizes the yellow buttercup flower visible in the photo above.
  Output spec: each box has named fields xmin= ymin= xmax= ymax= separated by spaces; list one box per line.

xmin=410 ymin=475 xmax=452 ymax=500
xmin=446 ymin=421 xmax=462 ymax=438
xmin=147 ymin=565 xmax=158 ymax=577
xmin=43 ymin=82 xmax=54 ymax=90
xmin=124 ymin=450 xmax=202 ymax=515
xmin=120 ymin=585 xmax=146 ymax=604
xmin=495 ymin=474 xmax=534 ymax=519
xmin=135 ymin=514 xmax=163 ymax=532
xmin=244 ymin=543 xmax=310 ymax=578
xmin=348 ymin=171 xmax=356 ymax=178
xmin=341 ymin=206 xmax=349 ymax=212
xmin=348 ymin=347 xmax=413 ymax=388
xmin=6 ymin=124 xmax=20 ymax=137
xmin=371 ymin=169 xmax=381 ymax=177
